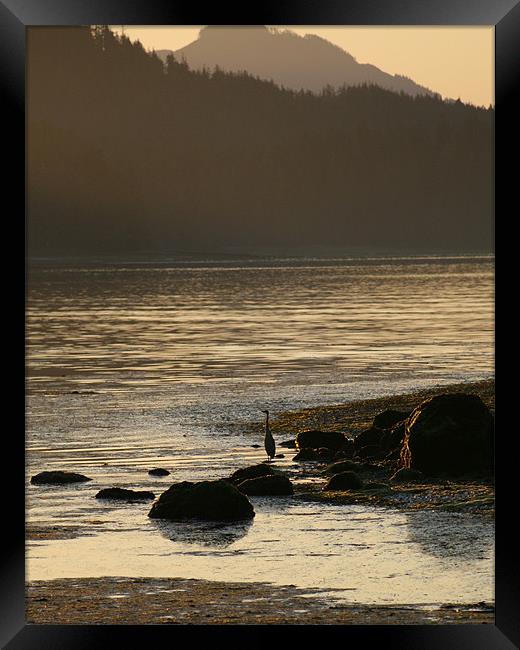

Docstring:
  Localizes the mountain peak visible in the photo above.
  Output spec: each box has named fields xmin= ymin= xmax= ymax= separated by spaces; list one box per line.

xmin=165 ymin=27 xmax=436 ymax=98
xmin=198 ymin=25 xmax=271 ymax=39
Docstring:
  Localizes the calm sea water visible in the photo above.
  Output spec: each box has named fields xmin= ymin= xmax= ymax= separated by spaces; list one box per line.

xmin=26 ymin=255 xmax=494 ymax=606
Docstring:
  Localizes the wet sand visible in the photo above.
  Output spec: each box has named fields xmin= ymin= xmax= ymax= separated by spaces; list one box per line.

xmin=26 ymin=577 xmax=494 ymax=625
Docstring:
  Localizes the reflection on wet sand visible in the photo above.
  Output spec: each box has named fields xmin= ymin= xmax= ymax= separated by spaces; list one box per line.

xmin=152 ymin=518 xmax=254 ymax=548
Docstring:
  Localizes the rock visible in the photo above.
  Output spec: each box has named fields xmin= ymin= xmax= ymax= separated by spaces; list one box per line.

xmin=31 ymin=471 xmax=92 ymax=485
xmin=238 ymin=474 xmax=294 ymax=496
xmin=335 ymin=439 xmax=355 ymax=458
xmin=296 ymin=430 xmax=347 ymax=452
xmin=322 ymin=459 xmax=361 ymax=475
xmin=229 ymin=463 xmax=274 ymax=485
xmin=280 ymin=439 xmax=297 ymax=449
xmin=148 ymin=468 xmax=170 ymax=476
xmin=355 ymin=444 xmax=383 ymax=460
xmin=380 ymin=421 xmax=406 ymax=453
xmin=323 ymin=471 xmax=364 ymax=491
xmin=250 ymin=444 xmax=261 ymax=448
xmin=293 ymin=447 xmax=334 ymax=461
xmin=353 ymin=427 xmax=384 ymax=450
xmin=400 ymin=393 xmax=494 ymax=476
xmin=373 ymin=409 xmax=410 ymax=430
xmin=96 ymin=487 xmax=155 ymax=501
xmin=148 ymin=480 xmax=255 ymax=521
xmin=275 ymin=453 xmax=285 ymax=458
xmin=390 ymin=468 xmax=424 ymax=483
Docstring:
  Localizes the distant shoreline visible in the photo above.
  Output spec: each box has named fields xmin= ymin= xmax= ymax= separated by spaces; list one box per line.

xmin=27 ymin=251 xmax=495 ymax=266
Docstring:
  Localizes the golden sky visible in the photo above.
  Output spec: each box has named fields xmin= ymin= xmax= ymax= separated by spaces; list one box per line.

xmin=115 ymin=26 xmax=494 ymax=107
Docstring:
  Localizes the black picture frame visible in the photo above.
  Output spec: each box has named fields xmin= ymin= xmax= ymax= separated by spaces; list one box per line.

xmin=2 ymin=0 xmax=515 ymax=646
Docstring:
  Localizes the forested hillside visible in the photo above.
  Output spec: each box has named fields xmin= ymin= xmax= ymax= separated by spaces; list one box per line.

xmin=28 ymin=27 xmax=493 ymax=256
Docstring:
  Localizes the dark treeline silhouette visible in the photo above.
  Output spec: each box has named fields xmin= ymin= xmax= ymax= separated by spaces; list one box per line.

xmin=28 ymin=26 xmax=493 ymax=256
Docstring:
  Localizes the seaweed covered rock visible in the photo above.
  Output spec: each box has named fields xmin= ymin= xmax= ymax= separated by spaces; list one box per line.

xmin=238 ymin=474 xmax=294 ymax=496
xmin=31 ymin=471 xmax=92 ymax=485
xmin=229 ymin=463 xmax=274 ymax=485
xmin=296 ymin=430 xmax=347 ymax=452
xmin=323 ymin=471 xmax=364 ymax=491
xmin=148 ymin=480 xmax=255 ymax=521
xmin=399 ymin=393 xmax=494 ymax=476
xmin=96 ymin=487 xmax=155 ymax=501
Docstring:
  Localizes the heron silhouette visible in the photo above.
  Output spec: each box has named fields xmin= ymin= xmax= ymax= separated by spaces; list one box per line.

xmin=262 ymin=409 xmax=276 ymax=462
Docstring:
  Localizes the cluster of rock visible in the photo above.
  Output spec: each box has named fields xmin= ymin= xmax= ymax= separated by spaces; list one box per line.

xmin=279 ymin=392 xmax=495 ymax=496
xmin=228 ymin=463 xmax=294 ymax=496
xmin=146 ymin=463 xmax=296 ymax=521
xmin=30 ymin=392 xmax=493 ymax=525
xmin=30 ymin=462 xmax=295 ymax=523
xmin=291 ymin=392 xmax=494 ymax=480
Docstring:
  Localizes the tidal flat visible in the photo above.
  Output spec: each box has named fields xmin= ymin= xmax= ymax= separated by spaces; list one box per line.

xmin=26 ymin=577 xmax=494 ymax=625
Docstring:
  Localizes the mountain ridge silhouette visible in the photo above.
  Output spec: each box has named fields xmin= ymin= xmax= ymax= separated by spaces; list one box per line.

xmin=27 ymin=27 xmax=492 ymax=256
xmin=156 ymin=26 xmax=440 ymax=98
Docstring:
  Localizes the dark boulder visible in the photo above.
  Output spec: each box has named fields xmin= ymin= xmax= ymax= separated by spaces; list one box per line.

xmin=148 ymin=468 xmax=170 ymax=477
xmin=400 ymin=393 xmax=494 ymax=476
xmin=238 ymin=474 xmax=294 ymax=496
xmin=280 ymin=439 xmax=297 ymax=449
xmin=323 ymin=471 xmax=364 ymax=491
xmin=148 ymin=480 xmax=255 ymax=521
xmin=373 ymin=409 xmax=410 ymax=430
xmin=322 ymin=459 xmax=361 ymax=475
xmin=296 ymin=430 xmax=346 ymax=452
xmin=229 ymin=463 xmax=274 ymax=485
xmin=353 ymin=427 xmax=384 ymax=450
xmin=31 ymin=471 xmax=92 ymax=485
xmin=293 ymin=447 xmax=335 ymax=461
xmin=96 ymin=487 xmax=155 ymax=501
xmin=390 ymin=468 xmax=424 ymax=483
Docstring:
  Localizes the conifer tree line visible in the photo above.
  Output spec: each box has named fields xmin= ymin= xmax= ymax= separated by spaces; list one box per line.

xmin=28 ymin=26 xmax=493 ymax=255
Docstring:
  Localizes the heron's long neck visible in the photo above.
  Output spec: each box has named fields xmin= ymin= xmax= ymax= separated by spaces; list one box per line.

xmin=265 ymin=413 xmax=269 ymax=433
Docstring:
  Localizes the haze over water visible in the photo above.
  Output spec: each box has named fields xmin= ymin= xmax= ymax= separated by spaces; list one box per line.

xmin=26 ymin=255 xmax=494 ymax=605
